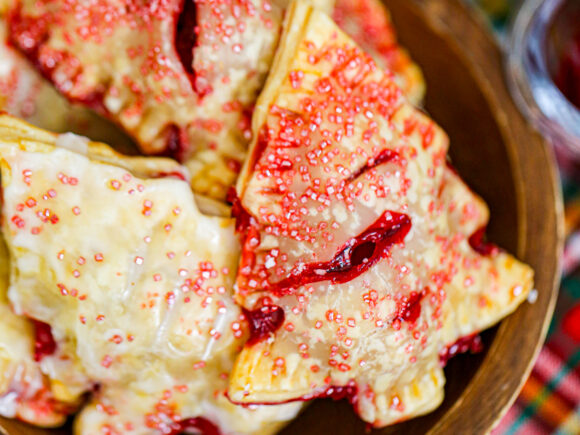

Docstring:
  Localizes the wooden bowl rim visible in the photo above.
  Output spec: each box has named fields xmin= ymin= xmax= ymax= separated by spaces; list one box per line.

xmin=393 ymin=1 xmax=564 ymax=433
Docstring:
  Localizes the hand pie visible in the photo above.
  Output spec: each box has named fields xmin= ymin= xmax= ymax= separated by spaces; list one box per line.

xmin=5 ymin=0 xmax=291 ymax=199
xmin=0 ymin=115 xmax=301 ymax=434
xmin=332 ymin=0 xmax=425 ymax=105
xmin=5 ymin=0 xmax=422 ymax=200
xmin=227 ymin=0 xmax=533 ymax=427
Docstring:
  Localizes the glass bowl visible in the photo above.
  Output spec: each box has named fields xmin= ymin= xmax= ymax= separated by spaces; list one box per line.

xmin=506 ymin=0 xmax=580 ymax=158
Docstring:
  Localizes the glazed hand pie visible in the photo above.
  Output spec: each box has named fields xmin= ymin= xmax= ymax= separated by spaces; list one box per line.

xmin=227 ymin=0 xmax=533 ymax=427
xmin=5 ymin=0 xmax=423 ymax=200
xmin=0 ymin=115 xmax=301 ymax=434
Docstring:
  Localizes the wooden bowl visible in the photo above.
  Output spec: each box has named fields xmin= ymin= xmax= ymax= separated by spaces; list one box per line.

xmin=0 ymin=0 xmax=563 ymax=434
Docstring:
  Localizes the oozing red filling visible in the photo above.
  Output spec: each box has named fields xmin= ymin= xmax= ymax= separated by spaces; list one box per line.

xmin=468 ymin=226 xmax=499 ymax=257
xmin=439 ymin=333 xmax=483 ymax=367
xmin=155 ymin=124 xmax=187 ymax=162
xmin=169 ymin=417 xmax=221 ymax=435
xmin=249 ymin=126 xmax=270 ymax=173
xmin=175 ymin=0 xmax=213 ymax=99
xmin=347 ymin=149 xmax=398 ymax=182
xmin=32 ymin=320 xmax=57 ymax=362
xmin=267 ymin=211 xmax=411 ymax=295
xmin=395 ymin=289 xmax=426 ymax=324
xmin=175 ymin=0 xmax=197 ymax=90
xmin=243 ymin=304 xmax=285 ymax=346
xmin=227 ymin=188 xmax=255 ymax=234
xmin=150 ymin=170 xmax=187 ymax=181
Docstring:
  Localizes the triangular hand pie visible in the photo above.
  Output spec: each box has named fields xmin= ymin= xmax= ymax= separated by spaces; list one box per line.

xmin=0 ymin=115 xmax=301 ymax=434
xmin=227 ymin=1 xmax=533 ymax=427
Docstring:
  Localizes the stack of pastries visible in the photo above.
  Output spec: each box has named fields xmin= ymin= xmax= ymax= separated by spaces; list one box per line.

xmin=0 ymin=0 xmax=533 ymax=434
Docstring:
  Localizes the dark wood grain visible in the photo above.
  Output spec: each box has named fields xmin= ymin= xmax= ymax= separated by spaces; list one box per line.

xmin=0 ymin=0 xmax=563 ymax=434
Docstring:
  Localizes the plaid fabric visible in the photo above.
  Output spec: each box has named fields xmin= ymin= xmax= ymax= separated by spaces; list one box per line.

xmin=468 ymin=1 xmax=580 ymax=433
xmin=492 ymin=173 xmax=580 ymax=434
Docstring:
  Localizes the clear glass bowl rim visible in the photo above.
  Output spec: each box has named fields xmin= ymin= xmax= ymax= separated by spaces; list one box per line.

xmin=505 ymin=0 xmax=580 ymax=155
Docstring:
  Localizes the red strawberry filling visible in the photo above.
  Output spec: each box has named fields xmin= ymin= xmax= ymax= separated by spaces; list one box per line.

xmin=263 ymin=211 xmax=411 ymax=296
xmin=394 ymin=289 xmax=427 ymax=324
xmin=175 ymin=0 xmax=210 ymax=99
xmin=32 ymin=319 xmax=57 ymax=362
xmin=227 ymin=188 xmax=255 ymax=234
xmin=468 ymin=226 xmax=499 ymax=257
xmin=169 ymin=416 xmax=221 ymax=435
xmin=155 ymin=124 xmax=188 ymax=162
xmin=346 ymin=149 xmax=398 ymax=182
xmin=243 ymin=304 xmax=285 ymax=346
xmin=438 ymin=333 xmax=484 ymax=367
